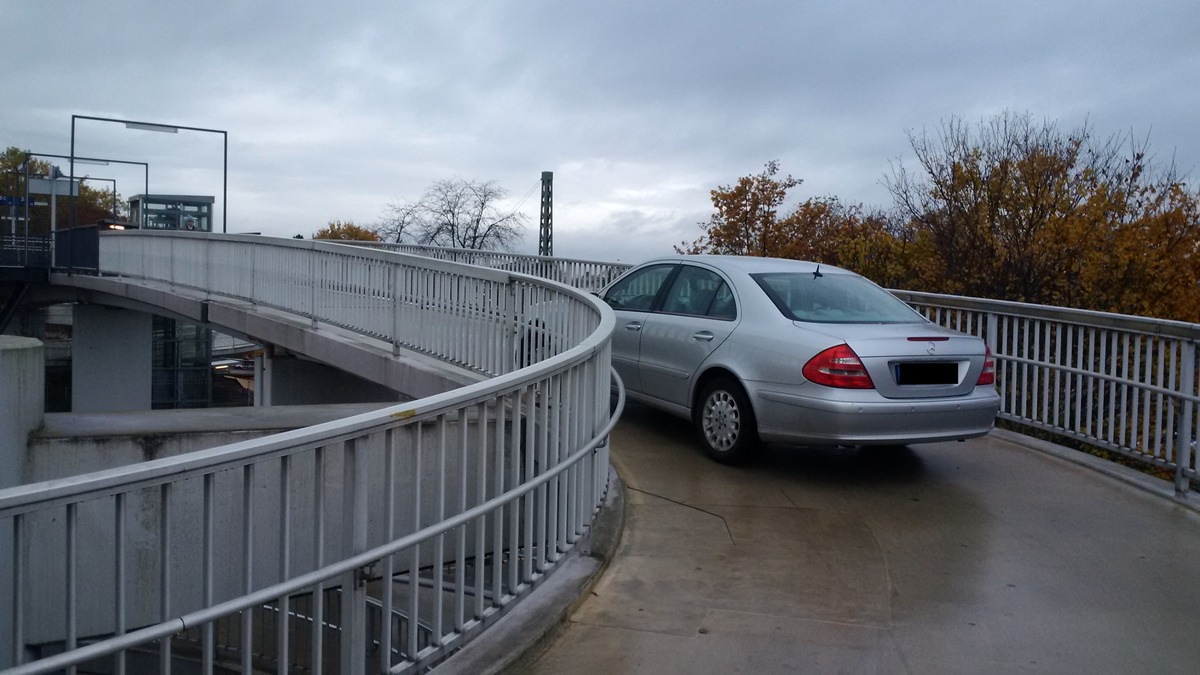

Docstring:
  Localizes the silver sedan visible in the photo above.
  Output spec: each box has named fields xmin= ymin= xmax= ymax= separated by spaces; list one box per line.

xmin=600 ymin=255 xmax=1000 ymax=462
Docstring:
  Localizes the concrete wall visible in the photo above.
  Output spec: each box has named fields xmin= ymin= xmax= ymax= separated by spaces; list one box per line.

xmin=72 ymin=305 xmax=152 ymax=413
xmin=0 ymin=336 xmax=43 ymax=668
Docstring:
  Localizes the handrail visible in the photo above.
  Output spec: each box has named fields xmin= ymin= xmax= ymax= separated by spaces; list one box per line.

xmin=897 ymin=290 xmax=1200 ymax=496
xmin=355 ymin=243 xmax=1200 ymax=492
xmin=1 ymin=232 xmax=620 ymax=674
xmin=5 ymin=377 xmax=627 ymax=675
xmin=7 ymin=237 xmax=1199 ymax=673
xmin=358 ymin=245 xmax=1200 ymax=495
xmin=343 ymin=241 xmax=631 ymax=292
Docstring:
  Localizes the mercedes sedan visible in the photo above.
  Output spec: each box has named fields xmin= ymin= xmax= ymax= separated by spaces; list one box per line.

xmin=600 ymin=256 xmax=1000 ymax=463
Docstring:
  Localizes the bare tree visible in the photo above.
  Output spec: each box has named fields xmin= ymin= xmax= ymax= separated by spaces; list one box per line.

xmin=376 ymin=178 xmax=527 ymax=250
xmin=374 ymin=201 xmax=422 ymax=244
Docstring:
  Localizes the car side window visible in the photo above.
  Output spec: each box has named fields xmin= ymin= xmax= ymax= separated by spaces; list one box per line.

xmin=603 ymin=264 xmax=674 ymax=311
xmin=660 ymin=266 xmax=736 ymax=320
xmin=707 ymin=282 xmax=737 ymax=320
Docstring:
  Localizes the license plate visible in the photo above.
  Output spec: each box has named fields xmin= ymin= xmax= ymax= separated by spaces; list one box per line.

xmin=895 ymin=362 xmax=958 ymax=385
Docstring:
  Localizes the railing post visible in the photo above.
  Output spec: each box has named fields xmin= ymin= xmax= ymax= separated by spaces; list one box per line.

xmin=204 ymin=235 xmax=212 ymax=299
xmin=310 ymin=247 xmax=318 ymax=328
xmin=340 ymin=438 xmax=368 ymax=674
xmin=392 ymin=263 xmax=401 ymax=356
xmin=1176 ymin=343 xmax=1196 ymax=498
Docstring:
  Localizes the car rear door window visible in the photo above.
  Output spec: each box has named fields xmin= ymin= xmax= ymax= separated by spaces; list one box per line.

xmin=660 ymin=266 xmax=735 ymax=320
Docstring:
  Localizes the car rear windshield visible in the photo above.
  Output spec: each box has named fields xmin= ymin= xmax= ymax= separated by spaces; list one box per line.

xmin=752 ymin=272 xmax=923 ymax=323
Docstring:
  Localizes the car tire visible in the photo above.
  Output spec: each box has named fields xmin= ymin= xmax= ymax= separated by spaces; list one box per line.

xmin=695 ymin=378 xmax=760 ymax=464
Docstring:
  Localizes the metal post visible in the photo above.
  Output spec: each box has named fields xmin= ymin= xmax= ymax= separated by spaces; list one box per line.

xmin=22 ymin=161 xmax=30 ymax=267
xmin=222 ymin=131 xmax=228 ymax=232
xmin=1176 ymin=343 xmax=1196 ymax=498
xmin=340 ymin=438 xmax=368 ymax=674
xmin=538 ymin=171 xmax=553 ymax=257
xmin=49 ymin=169 xmax=58 ymax=269
xmin=69 ymin=117 xmax=76 ymax=239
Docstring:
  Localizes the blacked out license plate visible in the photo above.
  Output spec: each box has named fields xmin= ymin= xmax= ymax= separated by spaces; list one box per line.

xmin=895 ymin=362 xmax=958 ymax=385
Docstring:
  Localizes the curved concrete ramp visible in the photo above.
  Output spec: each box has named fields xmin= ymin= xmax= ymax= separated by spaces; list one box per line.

xmin=523 ymin=404 xmax=1200 ymax=674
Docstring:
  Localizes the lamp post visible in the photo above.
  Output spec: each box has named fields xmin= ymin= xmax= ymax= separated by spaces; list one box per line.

xmin=70 ymin=115 xmax=227 ymax=232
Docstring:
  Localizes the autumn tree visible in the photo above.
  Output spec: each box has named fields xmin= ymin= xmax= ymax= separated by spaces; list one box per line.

xmin=376 ymin=178 xmax=526 ymax=251
xmin=2 ymin=146 xmax=124 ymax=233
xmin=1075 ymin=156 xmax=1200 ymax=320
xmin=886 ymin=112 xmax=1200 ymax=320
xmin=678 ymin=160 xmax=800 ymax=256
xmin=313 ymin=220 xmax=380 ymax=241
xmin=679 ymin=161 xmax=909 ymax=285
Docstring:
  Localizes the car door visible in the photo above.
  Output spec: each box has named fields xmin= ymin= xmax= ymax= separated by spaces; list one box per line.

xmin=636 ymin=264 xmax=739 ymax=407
xmin=600 ymin=263 xmax=677 ymax=393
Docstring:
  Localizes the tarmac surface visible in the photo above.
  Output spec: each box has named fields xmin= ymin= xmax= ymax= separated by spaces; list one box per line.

xmin=498 ymin=402 xmax=1200 ymax=675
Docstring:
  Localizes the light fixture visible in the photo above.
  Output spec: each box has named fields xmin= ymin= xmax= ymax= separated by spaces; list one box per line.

xmin=124 ymin=122 xmax=179 ymax=134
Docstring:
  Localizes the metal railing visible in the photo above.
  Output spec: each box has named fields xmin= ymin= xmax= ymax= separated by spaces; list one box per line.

xmin=346 ymin=242 xmax=629 ymax=293
xmin=0 ymin=232 xmax=620 ymax=674
xmin=0 ymin=234 xmax=50 ymax=268
xmin=365 ymin=246 xmax=1200 ymax=495
xmin=6 ymin=236 xmax=1198 ymax=673
xmin=895 ymin=291 xmax=1200 ymax=495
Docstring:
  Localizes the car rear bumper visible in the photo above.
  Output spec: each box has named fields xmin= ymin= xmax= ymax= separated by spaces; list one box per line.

xmin=751 ymin=384 xmax=1000 ymax=446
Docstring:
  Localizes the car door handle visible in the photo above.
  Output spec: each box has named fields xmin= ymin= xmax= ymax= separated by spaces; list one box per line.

xmin=625 ymin=322 xmax=643 ymax=332
xmin=692 ymin=331 xmax=715 ymax=342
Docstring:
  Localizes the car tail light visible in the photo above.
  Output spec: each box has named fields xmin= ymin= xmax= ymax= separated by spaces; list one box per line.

xmin=803 ymin=344 xmax=875 ymax=389
xmin=976 ymin=345 xmax=995 ymax=386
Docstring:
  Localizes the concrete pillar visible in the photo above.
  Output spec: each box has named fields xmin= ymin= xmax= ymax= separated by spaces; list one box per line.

xmin=72 ymin=305 xmax=153 ymax=412
xmin=0 ymin=335 xmax=43 ymax=667
xmin=0 ymin=335 xmax=43 ymax=486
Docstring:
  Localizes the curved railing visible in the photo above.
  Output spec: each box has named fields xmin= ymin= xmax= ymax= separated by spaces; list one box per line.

xmin=895 ymin=290 xmax=1200 ymax=496
xmin=6 ymin=237 xmax=1197 ymax=672
xmin=0 ymin=232 xmax=620 ymax=674
xmin=348 ymin=242 xmax=629 ymax=293
xmin=359 ymin=244 xmax=1200 ymax=496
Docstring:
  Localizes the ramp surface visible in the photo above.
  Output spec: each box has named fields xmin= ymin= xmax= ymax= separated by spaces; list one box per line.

xmin=523 ymin=404 xmax=1200 ymax=674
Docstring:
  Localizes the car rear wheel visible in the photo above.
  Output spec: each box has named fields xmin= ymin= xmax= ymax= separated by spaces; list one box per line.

xmin=695 ymin=378 xmax=760 ymax=464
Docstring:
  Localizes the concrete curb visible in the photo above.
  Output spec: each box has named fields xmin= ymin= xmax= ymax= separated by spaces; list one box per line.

xmin=436 ymin=466 xmax=626 ymax=675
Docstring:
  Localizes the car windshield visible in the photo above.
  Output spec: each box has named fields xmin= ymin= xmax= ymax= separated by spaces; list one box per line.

xmin=752 ymin=272 xmax=922 ymax=323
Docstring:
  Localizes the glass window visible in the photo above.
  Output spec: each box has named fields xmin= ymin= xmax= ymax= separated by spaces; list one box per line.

xmin=603 ymin=264 xmax=674 ymax=312
xmin=660 ymin=266 xmax=735 ymax=320
xmin=708 ymin=282 xmax=737 ymax=320
xmin=753 ymin=272 xmax=922 ymax=323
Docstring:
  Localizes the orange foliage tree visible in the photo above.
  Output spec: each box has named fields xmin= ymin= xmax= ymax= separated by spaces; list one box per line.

xmin=887 ymin=112 xmax=1200 ymax=321
xmin=677 ymin=161 xmax=914 ymax=287
xmin=684 ymin=112 xmax=1200 ymax=322
xmin=313 ymin=220 xmax=380 ymax=241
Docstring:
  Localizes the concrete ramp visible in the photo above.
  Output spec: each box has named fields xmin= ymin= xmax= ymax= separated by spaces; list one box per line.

xmin=521 ymin=405 xmax=1200 ymax=674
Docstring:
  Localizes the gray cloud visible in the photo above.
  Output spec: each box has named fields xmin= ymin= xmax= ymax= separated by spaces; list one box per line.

xmin=3 ymin=0 xmax=1197 ymax=260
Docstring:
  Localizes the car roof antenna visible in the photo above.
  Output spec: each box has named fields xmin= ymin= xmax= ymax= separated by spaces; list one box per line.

xmin=813 ymin=264 xmax=823 ymax=279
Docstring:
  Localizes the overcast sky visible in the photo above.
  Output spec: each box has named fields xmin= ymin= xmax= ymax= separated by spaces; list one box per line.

xmin=4 ymin=1 xmax=1197 ymax=263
